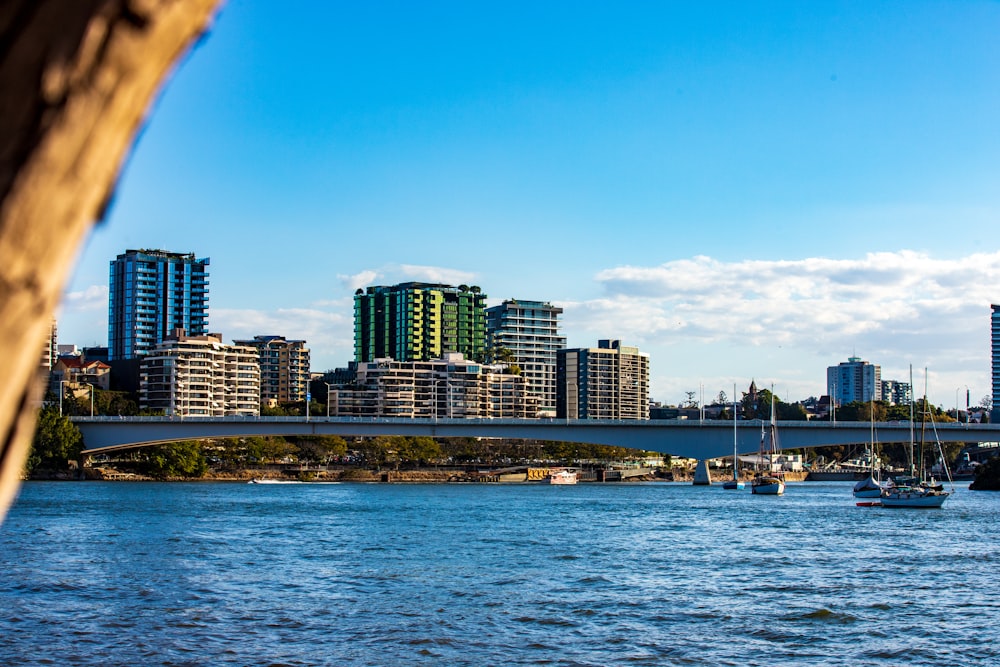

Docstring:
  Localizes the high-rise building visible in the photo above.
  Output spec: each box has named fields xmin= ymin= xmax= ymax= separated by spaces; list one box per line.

xmin=992 ymin=304 xmax=1000 ymax=422
xmin=486 ymin=299 xmax=565 ymax=417
xmin=557 ymin=339 xmax=649 ymax=420
xmin=41 ymin=319 xmax=57 ymax=371
xmin=139 ymin=330 xmax=259 ymax=417
xmin=109 ymin=249 xmax=210 ymax=360
xmin=880 ymin=379 xmax=912 ymax=407
xmin=827 ymin=356 xmax=881 ymax=405
xmin=354 ymin=283 xmax=487 ymax=363
xmin=232 ymin=335 xmax=310 ymax=405
xmin=328 ymin=353 xmax=532 ymax=419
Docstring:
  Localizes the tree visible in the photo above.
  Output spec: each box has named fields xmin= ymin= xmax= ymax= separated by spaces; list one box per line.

xmin=261 ymin=404 xmax=289 ymax=417
xmin=359 ymin=436 xmax=402 ymax=468
xmin=777 ymin=402 xmax=808 ymax=421
xmin=94 ymin=390 xmax=140 ymax=416
xmin=970 ymin=456 xmax=1000 ymax=491
xmin=141 ymin=441 xmax=207 ymax=479
xmin=0 ymin=0 xmax=221 ymax=520
xmin=243 ymin=436 xmax=296 ymax=463
xmin=28 ymin=406 xmax=84 ymax=473
xmin=295 ymin=436 xmax=348 ymax=463
xmin=401 ymin=436 xmax=443 ymax=465
xmin=742 ymin=388 xmax=775 ymax=420
xmin=683 ymin=391 xmax=699 ymax=409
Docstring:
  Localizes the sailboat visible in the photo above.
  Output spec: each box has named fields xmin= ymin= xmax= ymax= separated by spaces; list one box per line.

xmin=881 ymin=368 xmax=952 ymax=508
xmin=853 ymin=400 xmax=884 ymax=499
xmin=723 ymin=388 xmax=745 ymax=490
xmin=751 ymin=392 xmax=785 ymax=495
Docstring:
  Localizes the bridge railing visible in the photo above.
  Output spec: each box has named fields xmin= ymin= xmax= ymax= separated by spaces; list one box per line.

xmin=68 ymin=414 xmax=996 ymax=430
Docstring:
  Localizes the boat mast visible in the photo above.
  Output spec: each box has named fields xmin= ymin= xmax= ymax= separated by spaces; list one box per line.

xmin=733 ymin=383 xmax=738 ymax=482
xmin=769 ymin=388 xmax=778 ymax=472
xmin=919 ymin=367 xmax=929 ymax=481
xmin=869 ymin=397 xmax=877 ymax=481
xmin=908 ymin=365 xmax=915 ymax=476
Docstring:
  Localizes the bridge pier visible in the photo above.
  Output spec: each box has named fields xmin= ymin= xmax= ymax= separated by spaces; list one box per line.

xmin=693 ymin=459 xmax=712 ymax=485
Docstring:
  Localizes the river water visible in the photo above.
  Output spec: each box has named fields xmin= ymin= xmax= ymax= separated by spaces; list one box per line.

xmin=1 ymin=480 xmax=997 ymax=666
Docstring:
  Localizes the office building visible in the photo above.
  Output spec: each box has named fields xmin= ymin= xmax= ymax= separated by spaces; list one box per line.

xmin=827 ymin=356 xmax=881 ymax=405
xmin=354 ymin=282 xmax=487 ymax=363
xmin=139 ymin=330 xmax=259 ymax=417
xmin=233 ymin=335 xmax=310 ymax=405
xmin=486 ymin=299 xmax=566 ymax=417
xmin=109 ymin=249 xmax=210 ymax=360
xmin=328 ymin=353 xmax=532 ymax=419
xmin=557 ymin=340 xmax=649 ymax=420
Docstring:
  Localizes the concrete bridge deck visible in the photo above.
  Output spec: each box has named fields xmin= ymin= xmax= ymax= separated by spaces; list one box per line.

xmin=72 ymin=416 xmax=1000 ymax=462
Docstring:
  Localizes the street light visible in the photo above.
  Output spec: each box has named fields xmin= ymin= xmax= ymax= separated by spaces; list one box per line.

xmin=960 ymin=385 xmax=969 ymax=425
xmin=323 ymin=381 xmax=333 ymax=418
xmin=85 ymin=382 xmax=95 ymax=417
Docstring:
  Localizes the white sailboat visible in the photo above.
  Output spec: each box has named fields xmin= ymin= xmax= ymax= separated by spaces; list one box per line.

xmin=751 ymin=392 xmax=785 ymax=495
xmin=723 ymin=387 xmax=744 ymax=490
xmin=881 ymin=368 xmax=952 ymax=508
xmin=853 ymin=400 xmax=884 ymax=500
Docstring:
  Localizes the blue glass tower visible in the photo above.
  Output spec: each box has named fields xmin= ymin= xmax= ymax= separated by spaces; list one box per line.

xmin=108 ymin=249 xmax=210 ymax=360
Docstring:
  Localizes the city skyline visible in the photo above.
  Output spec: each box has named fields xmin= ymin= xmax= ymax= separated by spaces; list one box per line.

xmin=53 ymin=2 xmax=1000 ymax=409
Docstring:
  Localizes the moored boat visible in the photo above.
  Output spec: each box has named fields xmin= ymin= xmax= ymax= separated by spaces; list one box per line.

xmin=880 ymin=480 xmax=948 ymax=508
xmin=723 ymin=386 xmax=745 ymax=490
xmin=751 ymin=474 xmax=784 ymax=495
xmin=751 ymin=393 xmax=785 ymax=495
xmin=853 ymin=400 xmax=885 ymax=499
xmin=878 ymin=368 xmax=953 ymax=508
xmin=548 ymin=469 xmax=578 ymax=485
xmin=853 ymin=475 xmax=884 ymax=498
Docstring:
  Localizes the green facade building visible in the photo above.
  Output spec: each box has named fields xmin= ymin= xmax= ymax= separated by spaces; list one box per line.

xmin=354 ymin=283 xmax=488 ymax=362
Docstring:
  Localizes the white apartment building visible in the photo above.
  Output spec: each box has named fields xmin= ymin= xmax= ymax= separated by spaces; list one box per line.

xmin=880 ymin=379 xmax=912 ymax=407
xmin=556 ymin=339 xmax=650 ymax=420
xmin=827 ymin=356 xmax=881 ymax=405
xmin=232 ymin=335 xmax=310 ymax=404
xmin=140 ymin=330 xmax=260 ymax=417
xmin=486 ymin=299 xmax=566 ymax=417
xmin=328 ymin=353 xmax=533 ymax=419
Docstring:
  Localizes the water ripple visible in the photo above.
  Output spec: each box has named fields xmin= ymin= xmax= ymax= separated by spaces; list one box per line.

xmin=1 ymin=481 xmax=998 ymax=666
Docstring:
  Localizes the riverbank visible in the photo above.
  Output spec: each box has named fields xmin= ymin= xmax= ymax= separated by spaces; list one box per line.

xmin=30 ymin=466 xmax=809 ymax=484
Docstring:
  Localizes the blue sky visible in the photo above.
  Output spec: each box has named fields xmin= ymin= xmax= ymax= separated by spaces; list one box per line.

xmin=59 ymin=0 xmax=1000 ymax=409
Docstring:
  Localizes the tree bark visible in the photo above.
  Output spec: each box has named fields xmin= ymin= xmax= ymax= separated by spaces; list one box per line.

xmin=0 ymin=0 xmax=221 ymax=519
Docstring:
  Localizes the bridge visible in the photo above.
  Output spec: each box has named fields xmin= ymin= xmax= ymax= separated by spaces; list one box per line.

xmin=71 ymin=416 xmax=1000 ymax=462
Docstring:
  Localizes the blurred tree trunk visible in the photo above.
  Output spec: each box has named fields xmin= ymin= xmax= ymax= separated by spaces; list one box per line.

xmin=0 ymin=0 xmax=221 ymax=519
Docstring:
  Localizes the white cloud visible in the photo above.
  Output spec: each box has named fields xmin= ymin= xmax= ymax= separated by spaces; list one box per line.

xmin=562 ymin=251 xmax=1000 ymax=406
xmin=61 ymin=285 xmax=108 ymax=312
xmin=397 ymin=264 xmax=477 ymax=285
xmin=336 ymin=265 xmax=480 ymax=291
xmin=338 ymin=270 xmax=379 ymax=292
xmin=585 ymin=251 xmax=1000 ymax=351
